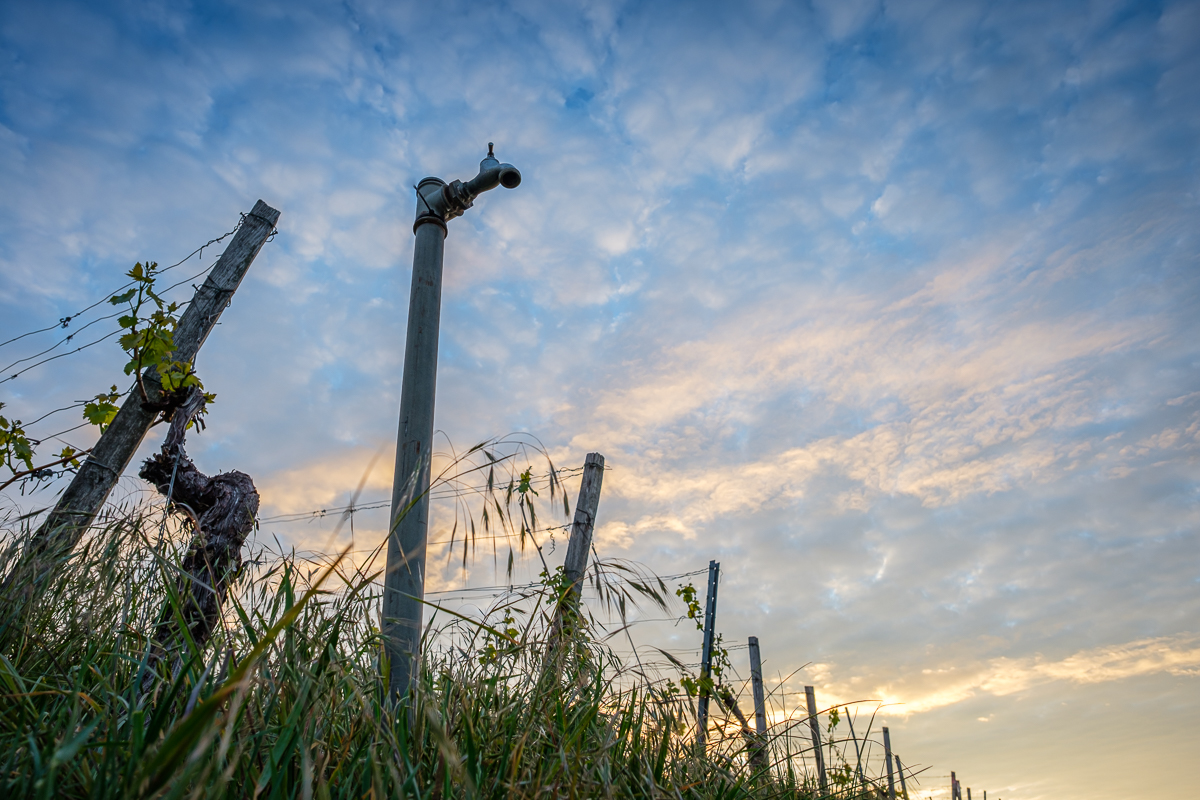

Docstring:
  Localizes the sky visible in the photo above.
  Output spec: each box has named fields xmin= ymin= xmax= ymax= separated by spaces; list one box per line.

xmin=2 ymin=0 xmax=1198 ymax=797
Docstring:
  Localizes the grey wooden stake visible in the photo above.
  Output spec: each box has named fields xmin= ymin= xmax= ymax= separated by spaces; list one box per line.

xmin=545 ymin=453 xmax=605 ymax=666
xmin=883 ymin=726 xmax=896 ymax=800
xmin=20 ymin=200 xmax=280 ymax=575
xmin=951 ymin=771 xmax=958 ymax=800
xmin=382 ymin=146 xmax=522 ymax=706
xmin=561 ymin=452 xmax=605 ymax=608
xmin=696 ymin=559 xmax=720 ymax=751
xmin=895 ymin=754 xmax=909 ymax=799
xmin=804 ymin=685 xmax=828 ymax=795
xmin=748 ymin=636 xmax=768 ymax=770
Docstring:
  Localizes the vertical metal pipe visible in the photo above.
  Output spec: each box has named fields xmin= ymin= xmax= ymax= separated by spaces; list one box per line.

xmin=383 ymin=217 xmax=446 ymax=702
xmin=805 ymin=685 xmax=828 ymax=794
xmin=883 ymin=726 xmax=896 ymax=800
xmin=696 ymin=559 xmax=720 ymax=750
xmin=896 ymin=754 xmax=909 ymax=799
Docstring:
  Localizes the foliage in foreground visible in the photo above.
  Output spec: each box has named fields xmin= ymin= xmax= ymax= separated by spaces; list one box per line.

xmin=0 ymin=510 xmax=891 ymax=800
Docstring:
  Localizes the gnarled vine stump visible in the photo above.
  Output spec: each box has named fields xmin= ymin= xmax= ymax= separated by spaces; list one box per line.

xmin=139 ymin=387 xmax=258 ymax=685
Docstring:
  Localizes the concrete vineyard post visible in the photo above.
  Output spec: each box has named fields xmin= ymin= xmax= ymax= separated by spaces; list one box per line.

xmin=805 ymin=685 xmax=828 ymax=794
xmin=748 ymin=635 xmax=768 ymax=770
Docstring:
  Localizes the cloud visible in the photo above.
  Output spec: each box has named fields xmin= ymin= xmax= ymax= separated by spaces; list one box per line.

xmin=804 ymin=633 xmax=1200 ymax=717
xmin=2 ymin=3 xmax=1198 ymax=796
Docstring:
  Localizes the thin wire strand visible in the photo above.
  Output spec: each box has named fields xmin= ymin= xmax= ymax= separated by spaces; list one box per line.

xmin=0 ymin=218 xmax=244 ymax=352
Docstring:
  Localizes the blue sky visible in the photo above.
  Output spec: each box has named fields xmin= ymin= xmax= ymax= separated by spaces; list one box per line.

xmin=2 ymin=1 xmax=1198 ymax=797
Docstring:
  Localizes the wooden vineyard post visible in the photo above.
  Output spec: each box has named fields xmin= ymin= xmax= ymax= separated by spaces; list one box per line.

xmin=560 ymin=452 xmax=605 ymax=611
xmin=748 ymin=636 xmax=768 ymax=770
xmin=967 ymin=789 xmax=972 ymax=800
xmin=883 ymin=726 xmax=896 ymax=800
xmin=805 ymin=685 xmax=828 ymax=794
xmin=951 ymin=771 xmax=958 ymax=800
xmin=546 ymin=452 xmax=605 ymax=669
xmin=895 ymin=754 xmax=909 ymax=799
xmin=18 ymin=200 xmax=280 ymax=579
xmin=696 ymin=559 xmax=720 ymax=752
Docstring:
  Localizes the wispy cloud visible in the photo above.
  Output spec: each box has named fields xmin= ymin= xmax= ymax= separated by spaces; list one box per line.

xmin=2 ymin=1 xmax=1198 ymax=797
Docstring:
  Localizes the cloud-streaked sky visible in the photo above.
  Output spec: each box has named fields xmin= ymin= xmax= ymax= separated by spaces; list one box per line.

xmin=2 ymin=1 xmax=1198 ymax=797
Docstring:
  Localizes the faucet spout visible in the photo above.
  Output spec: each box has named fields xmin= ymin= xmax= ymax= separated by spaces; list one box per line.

xmin=414 ymin=143 xmax=521 ymax=232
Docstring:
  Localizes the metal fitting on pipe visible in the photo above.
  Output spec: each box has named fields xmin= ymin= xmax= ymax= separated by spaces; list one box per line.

xmin=413 ymin=142 xmax=521 ymax=232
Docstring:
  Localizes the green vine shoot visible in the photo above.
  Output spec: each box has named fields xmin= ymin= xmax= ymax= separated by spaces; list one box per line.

xmin=1 ymin=261 xmax=214 ymax=492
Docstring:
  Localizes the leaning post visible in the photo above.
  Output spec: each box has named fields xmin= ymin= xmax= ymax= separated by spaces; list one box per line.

xmin=382 ymin=145 xmax=521 ymax=705
xmin=19 ymin=200 xmax=279 ymax=575
xmin=545 ymin=452 xmax=606 ymax=673
xmin=560 ymin=452 xmax=606 ymax=608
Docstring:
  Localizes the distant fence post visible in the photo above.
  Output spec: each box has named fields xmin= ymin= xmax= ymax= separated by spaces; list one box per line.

xmin=895 ymin=754 xmax=909 ymax=799
xmin=967 ymin=789 xmax=972 ymax=800
xmin=804 ymin=685 xmax=828 ymax=794
xmin=748 ymin=636 xmax=768 ymax=770
xmin=16 ymin=200 xmax=280 ymax=582
xmin=696 ymin=559 xmax=720 ymax=752
xmin=883 ymin=726 xmax=896 ymax=800
xmin=951 ymin=771 xmax=958 ymax=800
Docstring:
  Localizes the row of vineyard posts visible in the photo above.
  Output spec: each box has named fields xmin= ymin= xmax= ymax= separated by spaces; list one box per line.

xmin=0 ymin=194 xmax=999 ymax=799
xmin=558 ymin=451 xmax=999 ymax=800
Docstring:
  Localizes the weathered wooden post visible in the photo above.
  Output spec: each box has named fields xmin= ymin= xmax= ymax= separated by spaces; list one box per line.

xmin=748 ymin=636 xmax=768 ymax=770
xmin=382 ymin=145 xmax=521 ymax=704
xmin=17 ymin=200 xmax=279 ymax=579
xmin=951 ymin=771 xmax=958 ymax=800
xmin=804 ymin=685 xmax=828 ymax=794
xmin=696 ymin=559 xmax=720 ymax=751
xmin=883 ymin=726 xmax=896 ymax=800
xmin=561 ymin=452 xmax=605 ymax=609
xmin=545 ymin=452 xmax=605 ymax=670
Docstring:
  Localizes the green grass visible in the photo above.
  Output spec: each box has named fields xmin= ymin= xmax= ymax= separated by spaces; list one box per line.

xmin=0 ymin=504 xmax=903 ymax=800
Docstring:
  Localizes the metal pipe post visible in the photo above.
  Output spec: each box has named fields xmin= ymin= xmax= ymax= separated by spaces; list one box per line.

xmin=382 ymin=145 xmax=521 ymax=704
xmin=382 ymin=217 xmax=445 ymax=701
xmin=696 ymin=559 xmax=720 ymax=750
